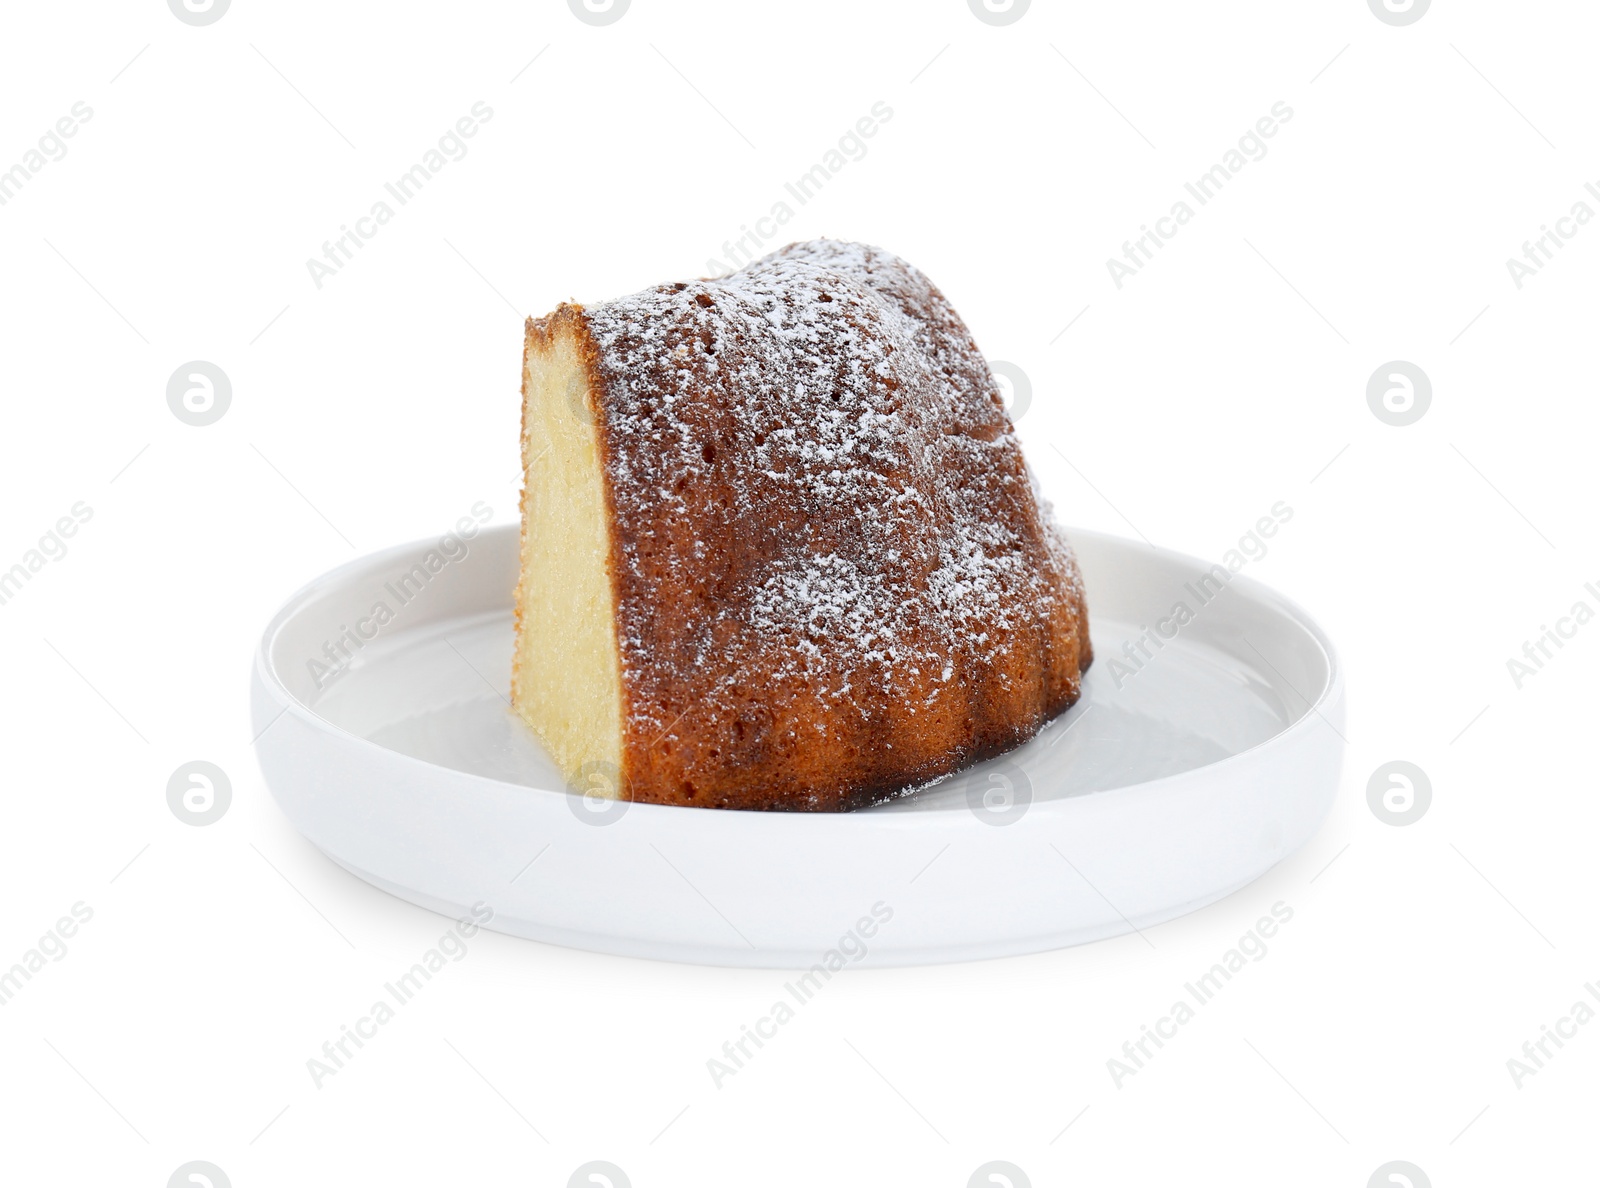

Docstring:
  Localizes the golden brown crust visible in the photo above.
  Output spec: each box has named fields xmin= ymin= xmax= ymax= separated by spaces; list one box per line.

xmin=532 ymin=242 xmax=1091 ymax=811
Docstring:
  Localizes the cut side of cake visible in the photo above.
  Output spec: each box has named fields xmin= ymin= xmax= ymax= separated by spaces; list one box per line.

xmin=511 ymin=239 xmax=1091 ymax=811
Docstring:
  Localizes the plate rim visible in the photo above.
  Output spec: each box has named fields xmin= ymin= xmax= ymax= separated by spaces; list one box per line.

xmin=252 ymin=523 xmax=1344 ymax=824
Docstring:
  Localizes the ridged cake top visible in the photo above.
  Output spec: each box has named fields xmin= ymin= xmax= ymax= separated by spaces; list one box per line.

xmin=570 ymin=239 xmax=1086 ymax=806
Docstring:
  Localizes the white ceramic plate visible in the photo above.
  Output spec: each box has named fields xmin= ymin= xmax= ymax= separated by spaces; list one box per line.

xmin=251 ymin=524 xmax=1343 ymax=967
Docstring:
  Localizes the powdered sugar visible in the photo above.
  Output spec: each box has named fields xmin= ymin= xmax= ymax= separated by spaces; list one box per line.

xmin=576 ymin=239 xmax=1085 ymax=796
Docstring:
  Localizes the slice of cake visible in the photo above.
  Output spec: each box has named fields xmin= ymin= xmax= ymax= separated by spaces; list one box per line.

xmin=512 ymin=239 xmax=1091 ymax=811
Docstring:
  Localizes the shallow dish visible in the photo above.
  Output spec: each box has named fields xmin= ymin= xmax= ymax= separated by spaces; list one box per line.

xmin=251 ymin=524 xmax=1343 ymax=967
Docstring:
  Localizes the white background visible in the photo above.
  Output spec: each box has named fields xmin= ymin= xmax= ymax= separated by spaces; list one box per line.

xmin=1 ymin=0 xmax=1595 ymax=1183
